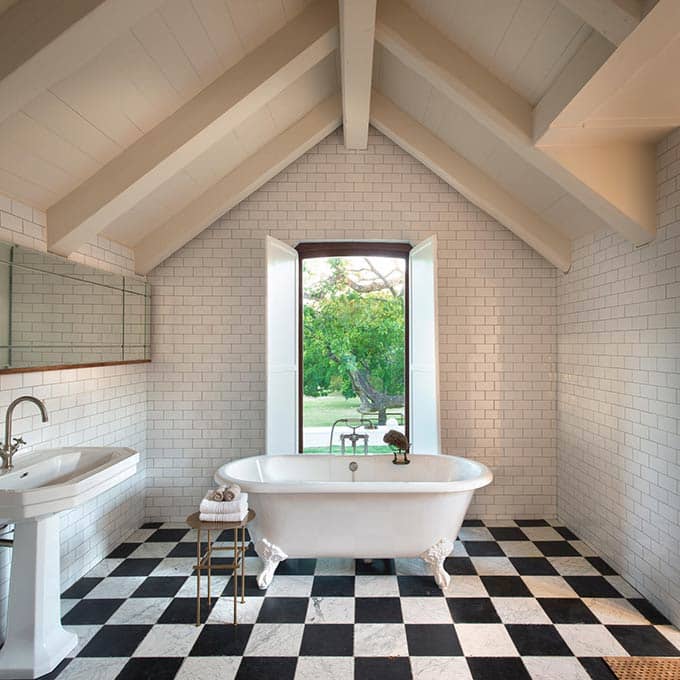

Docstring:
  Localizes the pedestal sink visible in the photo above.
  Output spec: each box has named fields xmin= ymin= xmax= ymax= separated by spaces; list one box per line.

xmin=0 ymin=446 xmax=140 ymax=679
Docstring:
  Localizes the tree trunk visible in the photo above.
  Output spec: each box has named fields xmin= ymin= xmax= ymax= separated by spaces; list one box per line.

xmin=348 ymin=369 xmax=403 ymax=425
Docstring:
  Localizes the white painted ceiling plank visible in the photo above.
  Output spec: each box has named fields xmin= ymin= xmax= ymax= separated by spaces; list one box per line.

xmin=134 ymin=95 xmax=342 ymax=274
xmin=339 ymin=0 xmax=377 ymax=149
xmin=557 ymin=0 xmax=641 ymax=45
xmin=46 ymin=0 xmax=339 ymax=257
xmin=0 ymin=0 xmax=165 ymax=125
xmin=370 ymin=91 xmax=572 ymax=272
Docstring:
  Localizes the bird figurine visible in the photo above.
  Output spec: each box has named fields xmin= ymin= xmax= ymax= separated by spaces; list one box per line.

xmin=383 ymin=429 xmax=410 ymax=464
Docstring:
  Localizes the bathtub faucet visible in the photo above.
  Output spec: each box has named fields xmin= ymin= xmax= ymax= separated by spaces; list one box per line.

xmin=329 ymin=418 xmax=374 ymax=455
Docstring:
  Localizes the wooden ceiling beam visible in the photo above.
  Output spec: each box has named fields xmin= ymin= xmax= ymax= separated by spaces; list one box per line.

xmin=134 ymin=96 xmax=342 ymax=275
xmin=0 ymin=0 xmax=165 ymax=125
xmin=47 ymin=0 xmax=338 ymax=258
xmin=371 ymin=91 xmax=572 ymax=272
xmin=339 ymin=0 xmax=377 ymax=149
xmin=556 ymin=0 xmax=641 ymax=46
xmin=375 ymin=0 xmax=655 ymax=245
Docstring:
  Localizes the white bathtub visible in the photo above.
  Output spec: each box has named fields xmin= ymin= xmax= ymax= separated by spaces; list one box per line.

xmin=215 ymin=454 xmax=492 ymax=589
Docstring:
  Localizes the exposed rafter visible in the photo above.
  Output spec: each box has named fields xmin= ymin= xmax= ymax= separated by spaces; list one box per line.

xmin=371 ymin=92 xmax=571 ymax=272
xmin=47 ymin=0 xmax=338 ymax=258
xmin=375 ymin=0 xmax=655 ymax=245
xmin=339 ymin=0 xmax=377 ymax=149
xmin=556 ymin=0 xmax=641 ymax=46
xmin=0 ymin=0 xmax=165 ymax=125
xmin=134 ymin=96 xmax=342 ymax=275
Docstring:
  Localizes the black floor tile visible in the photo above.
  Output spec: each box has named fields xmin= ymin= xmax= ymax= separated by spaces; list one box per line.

xmin=462 ymin=519 xmax=485 ymax=527
xmin=538 ymin=598 xmax=599 ymax=624
xmin=225 ymin=575 xmax=264 ymax=598
xmin=554 ymin=526 xmax=579 ymax=540
xmin=487 ymin=527 xmax=529 ymax=541
xmin=116 ymin=657 xmax=182 ymax=680
xmin=147 ymin=529 xmax=189 ymax=542
xmin=514 ymin=519 xmax=549 ymax=527
xmin=535 ymin=541 xmax=580 ymax=557
xmin=277 ymin=559 xmax=317 ymax=575
xmin=585 ymin=556 xmax=617 ymax=576
xmin=467 ymin=657 xmax=531 ymax=680
xmin=628 ymin=598 xmax=671 ymax=625
xmin=564 ymin=576 xmax=621 ymax=598
xmin=444 ymin=556 xmax=477 ymax=575
xmin=355 ymin=657 xmax=412 ymax=680
xmin=107 ymin=543 xmax=140 ymax=559
xmin=110 ymin=558 xmax=162 ymax=577
xmin=355 ymin=558 xmax=396 ymax=575
xmin=61 ymin=577 xmax=103 ymax=599
xmin=463 ymin=541 xmax=505 ymax=557
xmin=236 ymin=658 xmax=297 ymax=680
xmin=506 ymin=624 xmax=571 ymax=656
xmin=509 ymin=557 xmax=558 ymax=576
xmin=62 ymin=598 xmax=124 ymax=625
xmin=480 ymin=576 xmax=532 ymax=597
xmin=300 ymin=623 xmax=353 ymax=656
xmin=607 ymin=625 xmax=680 ymax=656
xmin=131 ymin=576 xmax=187 ymax=598
xmin=157 ymin=597 xmax=216 ymax=624
xmin=78 ymin=625 xmax=150 ymax=657
xmin=355 ymin=597 xmax=402 ymax=623
xmin=141 ymin=522 xmax=163 ymax=529
xmin=217 ymin=528 xmax=251 ymax=542
xmin=579 ymin=657 xmax=618 ymax=679
xmin=406 ymin=624 xmax=462 ymax=656
xmin=167 ymin=542 xmax=208 ymax=558
xmin=447 ymin=598 xmax=500 ymax=623
xmin=311 ymin=576 xmax=355 ymax=597
xmin=397 ymin=575 xmax=442 ymax=597
xmin=257 ymin=597 xmax=308 ymax=623
xmin=190 ymin=624 xmax=252 ymax=656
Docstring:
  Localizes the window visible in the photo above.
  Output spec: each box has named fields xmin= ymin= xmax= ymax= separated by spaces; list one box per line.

xmin=266 ymin=236 xmax=439 ymax=455
xmin=297 ymin=242 xmax=410 ymax=454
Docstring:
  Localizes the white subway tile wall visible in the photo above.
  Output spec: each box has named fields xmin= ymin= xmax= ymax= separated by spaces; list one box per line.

xmin=147 ymin=128 xmax=557 ymax=524
xmin=0 ymin=197 xmax=147 ymax=641
xmin=557 ymin=128 xmax=680 ymax=626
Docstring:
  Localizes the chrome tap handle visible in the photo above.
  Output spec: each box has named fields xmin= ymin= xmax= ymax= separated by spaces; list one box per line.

xmin=10 ymin=437 xmax=25 ymax=453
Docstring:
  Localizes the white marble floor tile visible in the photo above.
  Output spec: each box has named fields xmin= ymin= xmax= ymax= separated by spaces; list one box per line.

xmin=492 ymin=597 xmax=551 ymax=624
xmin=523 ymin=576 xmax=578 ymax=598
xmin=556 ymin=624 xmax=628 ymax=657
xmin=486 ymin=519 xmax=518 ymax=527
xmin=444 ymin=576 xmax=488 ymax=598
xmin=244 ymin=556 xmax=264 ymax=575
xmin=55 ymin=658 xmax=128 ymax=680
xmin=176 ymin=575 xmax=228 ymax=599
xmin=605 ymin=576 xmax=641 ymax=598
xmin=582 ymin=598 xmax=650 ymax=625
xmin=521 ymin=527 xmax=564 ymax=542
xmin=498 ymin=541 xmax=542 ymax=557
xmin=355 ymin=575 xmax=400 ymax=597
xmin=452 ymin=540 xmax=468 ymax=557
xmin=411 ymin=657 xmax=473 ymax=680
xmin=401 ymin=597 xmax=453 ymax=624
xmin=64 ymin=625 xmax=101 ymax=657
xmin=107 ymin=598 xmax=173 ymax=625
xmin=305 ymin=596 xmax=355 ymax=623
xmin=244 ymin=623 xmax=304 ymax=657
xmin=85 ymin=559 xmax=123 ymax=578
xmin=395 ymin=558 xmax=430 ymax=576
xmin=455 ymin=623 xmax=519 ymax=657
xmin=470 ymin=557 xmax=517 ymax=576
xmin=458 ymin=527 xmax=493 ymax=541
xmin=266 ymin=575 xmax=314 ymax=597
xmin=294 ymin=657 xmax=354 ymax=680
xmin=85 ymin=577 xmax=145 ymax=599
xmin=61 ymin=599 xmax=79 ymax=617
xmin=151 ymin=558 xmax=196 ymax=577
xmin=315 ymin=558 xmax=355 ymax=575
xmin=354 ymin=623 xmax=409 ymax=657
xmin=127 ymin=529 xmax=156 ymax=542
xmin=133 ymin=624 xmax=201 ymax=657
xmin=175 ymin=656 xmax=240 ymax=680
xmin=657 ymin=625 xmax=680 ymax=648
xmin=129 ymin=542 xmax=176 ymax=559
xmin=550 ymin=557 xmax=599 ymax=576
xmin=523 ymin=656 xmax=591 ymax=680
xmin=207 ymin=595 xmax=263 ymax=624
xmin=569 ymin=541 xmax=597 ymax=556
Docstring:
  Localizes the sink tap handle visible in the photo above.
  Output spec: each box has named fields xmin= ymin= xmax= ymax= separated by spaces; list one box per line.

xmin=11 ymin=437 xmax=25 ymax=452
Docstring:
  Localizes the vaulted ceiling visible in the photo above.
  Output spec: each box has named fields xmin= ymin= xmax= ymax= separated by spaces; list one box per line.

xmin=0 ymin=0 xmax=675 ymax=274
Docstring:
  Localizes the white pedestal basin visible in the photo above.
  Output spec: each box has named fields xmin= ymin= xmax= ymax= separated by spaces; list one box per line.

xmin=0 ymin=447 xmax=139 ymax=679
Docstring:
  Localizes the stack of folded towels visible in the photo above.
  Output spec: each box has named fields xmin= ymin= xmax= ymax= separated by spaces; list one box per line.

xmin=199 ymin=483 xmax=248 ymax=522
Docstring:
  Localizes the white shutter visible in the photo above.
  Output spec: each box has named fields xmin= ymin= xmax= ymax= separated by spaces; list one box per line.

xmin=409 ymin=235 xmax=441 ymax=454
xmin=266 ymin=236 xmax=298 ymax=454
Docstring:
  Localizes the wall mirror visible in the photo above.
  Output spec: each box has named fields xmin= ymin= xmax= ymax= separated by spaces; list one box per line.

xmin=0 ymin=242 xmax=150 ymax=373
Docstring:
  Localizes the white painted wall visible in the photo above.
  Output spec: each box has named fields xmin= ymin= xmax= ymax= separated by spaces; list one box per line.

xmin=0 ymin=194 xmax=147 ymax=642
xmin=147 ymin=127 xmax=557 ymax=522
xmin=557 ymin=128 xmax=680 ymax=627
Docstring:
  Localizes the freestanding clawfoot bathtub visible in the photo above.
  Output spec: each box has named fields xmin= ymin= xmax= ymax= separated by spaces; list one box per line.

xmin=215 ymin=454 xmax=492 ymax=590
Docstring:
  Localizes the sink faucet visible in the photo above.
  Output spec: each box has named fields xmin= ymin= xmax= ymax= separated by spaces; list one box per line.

xmin=1 ymin=396 xmax=48 ymax=470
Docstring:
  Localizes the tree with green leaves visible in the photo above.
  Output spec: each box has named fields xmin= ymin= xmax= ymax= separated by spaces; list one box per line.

xmin=303 ymin=257 xmax=405 ymax=425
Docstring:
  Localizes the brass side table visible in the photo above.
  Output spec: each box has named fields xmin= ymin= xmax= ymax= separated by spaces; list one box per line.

xmin=185 ymin=509 xmax=255 ymax=625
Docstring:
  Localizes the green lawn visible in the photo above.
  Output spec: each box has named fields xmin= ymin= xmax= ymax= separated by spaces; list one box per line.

xmin=302 ymin=393 xmax=404 ymax=427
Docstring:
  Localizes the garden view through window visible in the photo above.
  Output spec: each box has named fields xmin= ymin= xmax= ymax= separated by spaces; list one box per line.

xmin=299 ymin=245 xmax=409 ymax=454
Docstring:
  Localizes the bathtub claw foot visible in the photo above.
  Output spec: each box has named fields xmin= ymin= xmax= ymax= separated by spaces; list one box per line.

xmin=255 ymin=538 xmax=287 ymax=589
xmin=420 ymin=538 xmax=454 ymax=590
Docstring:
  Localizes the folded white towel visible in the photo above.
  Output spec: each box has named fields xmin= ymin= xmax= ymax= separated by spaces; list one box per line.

xmin=200 ymin=492 xmax=247 ymax=515
xmin=210 ymin=483 xmax=241 ymax=502
xmin=199 ymin=508 xmax=247 ymax=523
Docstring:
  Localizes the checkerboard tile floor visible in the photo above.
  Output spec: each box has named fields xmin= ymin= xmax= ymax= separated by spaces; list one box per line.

xmin=39 ymin=519 xmax=679 ymax=679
